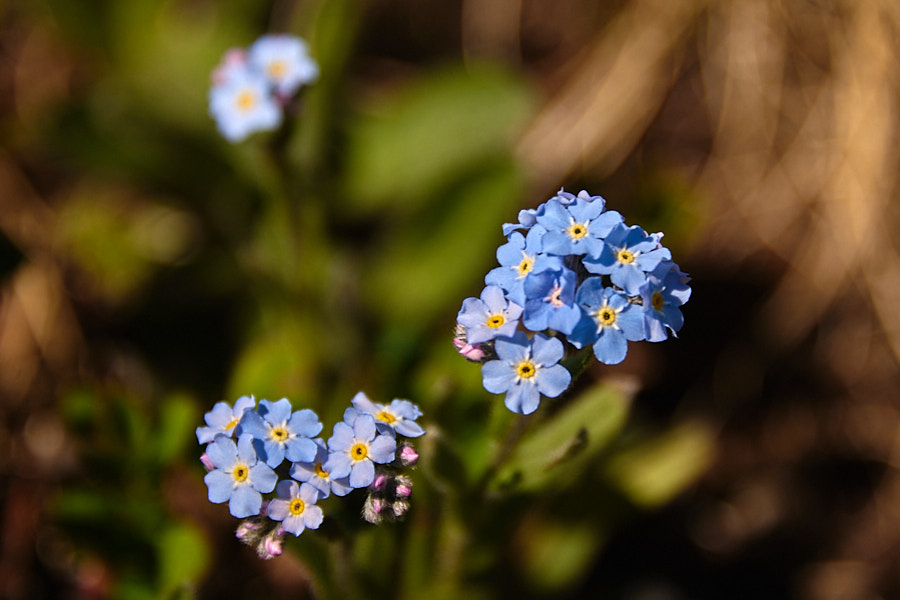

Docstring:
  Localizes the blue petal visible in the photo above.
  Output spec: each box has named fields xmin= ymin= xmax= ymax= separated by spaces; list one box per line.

xmin=289 ymin=409 xmax=322 ymax=438
xmin=302 ymin=505 xmax=324 ymax=530
xmin=229 ymin=486 xmax=262 ymax=518
xmin=496 ymin=232 xmax=525 ymax=265
xmin=593 ymin=329 xmax=628 ymax=365
xmin=285 ymin=437 xmax=318 ymax=463
xmin=349 ymin=460 xmax=375 ymax=488
xmin=206 ymin=436 xmax=237 ymax=469
xmin=268 ymin=498 xmax=290 ymax=521
xmin=616 ymin=306 xmax=646 ymax=342
xmin=482 ymin=360 xmax=516 ymax=394
xmin=368 ymin=434 xmax=397 ymax=463
xmin=204 ymin=470 xmax=234 ymax=504
xmin=546 ymin=303 xmax=582 ymax=335
xmin=535 ymin=364 xmax=571 ymax=398
xmin=262 ymin=398 xmax=292 ymax=424
xmin=327 ymin=422 xmax=355 ymax=451
xmin=568 ymin=314 xmax=599 ymax=349
xmin=261 ymin=439 xmax=285 ymax=467
xmin=324 ymin=450 xmax=352 ymax=479
xmin=611 ymin=264 xmax=647 ymax=295
xmin=504 ymin=381 xmax=541 ymax=415
xmin=237 ymin=410 xmax=268 ymax=439
xmin=493 ymin=332 xmax=529 ymax=362
xmin=395 ymin=420 xmax=426 ymax=438
xmin=530 ymin=334 xmax=564 ymax=366
xmin=353 ymin=414 xmax=377 ymax=442
xmin=250 ymin=463 xmax=278 ymax=493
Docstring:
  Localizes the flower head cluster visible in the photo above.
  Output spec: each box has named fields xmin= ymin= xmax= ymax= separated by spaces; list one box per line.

xmin=456 ymin=189 xmax=691 ymax=414
xmin=209 ymin=34 xmax=318 ymax=142
xmin=197 ymin=392 xmax=425 ymax=555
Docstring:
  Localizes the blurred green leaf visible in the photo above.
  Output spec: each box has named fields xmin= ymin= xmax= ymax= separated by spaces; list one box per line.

xmin=490 ymin=383 xmax=632 ymax=493
xmin=344 ymin=64 xmax=535 ymax=212
xmin=603 ymin=420 xmax=715 ymax=507
xmin=154 ymin=394 xmax=197 ymax=465
xmin=517 ymin=517 xmax=604 ymax=593
xmin=157 ymin=522 xmax=210 ymax=594
xmin=364 ymin=164 xmax=522 ymax=331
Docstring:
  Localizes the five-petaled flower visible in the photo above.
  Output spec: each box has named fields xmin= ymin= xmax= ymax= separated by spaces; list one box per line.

xmin=267 ymin=480 xmax=324 ymax=536
xmin=204 ymin=434 xmax=278 ymax=518
xmin=196 ymin=395 xmax=256 ymax=444
xmin=481 ymin=331 xmax=571 ymax=415
xmin=238 ymin=398 xmax=321 ymax=467
xmin=569 ymin=278 xmax=645 ymax=365
xmin=457 ymin=285 xmax=523 ymax=345
xmin=350 ymin=392 xmax=426 ymax=438
xmin=289 ymin=438 xmax=352 ymax=498
xmin=324 ymin=413 xmax=397 ymax=489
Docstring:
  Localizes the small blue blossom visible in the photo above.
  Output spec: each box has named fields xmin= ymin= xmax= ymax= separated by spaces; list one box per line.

xmin=481 ymin=331 xmax=571 ymax=414
xmin=568 ymin=278 xmax=645 ymax=365
xmin=325 ymin=413 xmax=397 ymax=489
xmin=583 ymin=223 xmax=672 ymax=294
xmin=204 ymin=434 xmax=278 ymax=518
xmin=247 ymin=34 xmax=318 ymax=97
xmin=267 ymin=481 xmax=324 ymax=536
xmin=536 ymin=196 xmax=622 ymax=257
xmin=640 ymin=261 xmax=692 ymax=342
xmin=209 ymin=68 xmax=282 ymax=142
xmin=485 ymin=226 xmax=563 ymax=306
xmin=196 ymin=395 xmax=256 ymax=444
xmin=457 ymin=285 xmax=523 ymax=344
xmin=238 ymin=398 xmax=321 ymax=467
xmin=350 ymin=391 xmax=425 ymax=438
xmin=522 ymin=267 xmax=581 ymax=335
xmin=290 ymin=438 xmax=352 ymax=497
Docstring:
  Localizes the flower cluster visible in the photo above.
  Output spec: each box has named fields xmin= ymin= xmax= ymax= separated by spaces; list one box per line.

xmin=208 ymin=34 xmax=318 ymax=142
xmin=455 ymin=189 xmax=691 ymax=414
xmin=197 ymin=392 xmax=425 ymax=558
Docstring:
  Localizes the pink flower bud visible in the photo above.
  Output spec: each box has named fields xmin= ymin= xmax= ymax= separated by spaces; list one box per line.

xmin=260 ymin=534 xmax=283 ymax=560
xmin=399 ymin=444 xmax=419 ymax=466
xmin=199 ymin=453 xmax=215 ymax=471
xmin=395 ymin=484 xmax=412 ymax=498
xmin=453 ymin=338 xmax=486 ymax=362
xmin=371 ymin=474 xmax=387 ymax=491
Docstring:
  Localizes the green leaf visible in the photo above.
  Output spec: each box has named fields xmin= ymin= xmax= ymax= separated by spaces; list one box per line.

xmin=154 ymin=393 xmax=197 ymax=465
xmin=157 ymin=523 xmax=210 ymax=594
xmin=489 ymin=383 xmax=632 ymax=493
xmin=603 ymin=420 xmax=715 ymax=507
xmin=344 ymin=64 xmax=535 ymax=212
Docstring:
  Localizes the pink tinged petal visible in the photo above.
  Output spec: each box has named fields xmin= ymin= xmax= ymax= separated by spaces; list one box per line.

xmin=303 ymin=505 xmax=324 ymax=530
xmin=299 ymin=483 xmax=320 ymax=504
xmin=200 ymin=453 xmax=215 ymax=471
xmin=268 ymin=498 xmax=290 ymax=521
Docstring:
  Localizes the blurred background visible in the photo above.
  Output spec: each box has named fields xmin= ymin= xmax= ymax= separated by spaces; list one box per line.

xmin=2 ymin=0 xmax=900 ymax=598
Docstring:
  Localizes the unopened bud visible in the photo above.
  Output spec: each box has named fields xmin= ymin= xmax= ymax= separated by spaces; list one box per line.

xmin=395 ymin=484 xmax=412 ymax=498
xmin=399 ymin=444 xmax=419 ymax=466
xmin=392 ymin=500 xmax=410 ymax=518
xmin=371 ymin=474 xmax=387 ymax=491
xmin=200 ymin=453 xmax=215 ymax=471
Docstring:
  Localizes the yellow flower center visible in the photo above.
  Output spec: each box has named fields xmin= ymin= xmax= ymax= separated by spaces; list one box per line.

xmin=267 ymin=60 xmax=287 ymax=80
xmin=232 ymin=463 xmax=249 ymax=483
xmin=314 ymin=462 xmax=329 ymax=478
xmin=376 ymin=410 xmax=397 ymax=424
xmin=350 ymin=442 xmax=368 ymax=461
xmin=516 ymin=256 xmax=534 ymax=277
xmin=651 ymin=291 xmax=665 ymax=311
xmin=617 ymin=249 xmax=635 ymax=264
xmin=224 ymin=417 xmax=240 ymax=431
xmin=269 ymin=426 xmax=290 ymax=442
xmin=596 ymin=307 xmax=617 ymax=327
xmin=567 ymin=222 xmax=589 ymax=240
xmin=516 ymin=361 xmax=537 ymax=379
xmin=487 ymin=314 xmax=505 ymax=329
xmin=289 ymin=498 xmax=305 ymax=516
xmin=236 ymin=89 xmax=256 ymax=112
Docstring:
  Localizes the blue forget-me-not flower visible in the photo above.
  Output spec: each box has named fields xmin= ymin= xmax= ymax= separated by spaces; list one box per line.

xmin=238 ymin=398 xmax=321 ymax=467
xmin=267 ymin=480 xmax=324 ymax=536
xmin=204 ymin=433 xmax=278 ymax=518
